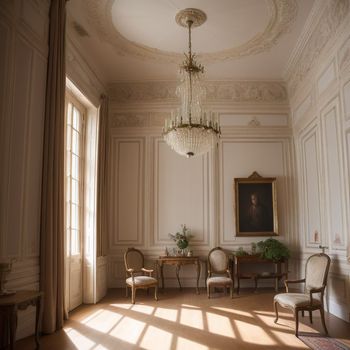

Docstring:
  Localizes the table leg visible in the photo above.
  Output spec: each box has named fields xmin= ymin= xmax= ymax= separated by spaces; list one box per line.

xmin=196 ymin=260 xmax=200 ymax=294
xmin=35 ymin=295 xmax=43 ymax=349
xmin=160 ymin=263 xmax=164 ymax=290
xmin=175 ymin=264 xmax=182 ymax=290
xmin=9 ymin=305 xmax=17 ymax=350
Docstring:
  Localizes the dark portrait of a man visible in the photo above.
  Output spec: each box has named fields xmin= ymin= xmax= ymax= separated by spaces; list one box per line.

xmin=237 ymin=183 xmax=274 ymax=233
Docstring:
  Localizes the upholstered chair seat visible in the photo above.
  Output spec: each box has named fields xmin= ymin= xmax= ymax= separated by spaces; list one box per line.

xmin=274 ymin=253 xmax=330 ymax=336
xmin=206 ymin=247 xmax=233 ymax=298
xmin=124 ymin=247 xmax=158 ymax=304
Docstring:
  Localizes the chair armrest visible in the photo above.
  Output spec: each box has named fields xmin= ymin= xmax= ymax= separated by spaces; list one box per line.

xmin=226 ymin=269 xmax=232 ymax=279
xmin=309 ymin=287 xmax=324 ymax=306
xmin=126 ymin=268 xmax=134 ymax=274
xmin=142 ymin=268 xmax=154 ymax=276
xmin=284 ymin=278 xmax=305 ymax=292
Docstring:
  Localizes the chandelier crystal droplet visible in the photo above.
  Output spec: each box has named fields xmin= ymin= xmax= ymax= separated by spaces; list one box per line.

xmin=163 ymin=8 xmax=221 ymax=158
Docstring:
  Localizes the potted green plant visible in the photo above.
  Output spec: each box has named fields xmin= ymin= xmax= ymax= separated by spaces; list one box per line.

xmin=257 ymin=238 xmax=290 ymax=262
xmin=169 ymin=224 xmax=193 ymax=255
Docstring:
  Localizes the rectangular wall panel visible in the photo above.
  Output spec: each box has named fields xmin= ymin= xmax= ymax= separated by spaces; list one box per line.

xmin=343 ymin=80 xmax=350 ymax=121
xmin=322 ymin=101 xmax=346 ymax=249
xmin=300 ymin=127 xmax=322 ymax=246
xmin=153 ymin=140 xmax=209 ymax=246
xmin=110 ymin=138 xmax=144 ymax=246
xmin=220 ymin=140 xmax=286 ymax=243
xmin=6 ymin=36 xmax=33 ymax=256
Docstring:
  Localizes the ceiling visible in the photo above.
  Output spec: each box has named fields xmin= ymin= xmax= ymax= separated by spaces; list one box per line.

xmin=66 ymin=0 xmax=315 ymax=84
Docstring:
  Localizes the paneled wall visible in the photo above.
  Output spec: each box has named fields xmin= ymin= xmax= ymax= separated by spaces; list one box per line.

xmin=286 ymin=0 xmax=350 ymax=321
xmin=0 ymin=0 xmax=49 ymax=338
xmin=107 ymin=81 xmax=296 ymax=289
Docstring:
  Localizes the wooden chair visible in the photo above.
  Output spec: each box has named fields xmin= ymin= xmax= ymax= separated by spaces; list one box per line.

xmin=124 ymin=247 xmax=158 ymax=304
xmin=206 ymin=247 xmax=233 ymax=298
xmin=274 ymin=253 xmax=330 ymax=336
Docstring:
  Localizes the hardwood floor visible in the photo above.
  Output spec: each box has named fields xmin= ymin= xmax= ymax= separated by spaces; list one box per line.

xmin=16 ymin=288 xmax=350 ymax=350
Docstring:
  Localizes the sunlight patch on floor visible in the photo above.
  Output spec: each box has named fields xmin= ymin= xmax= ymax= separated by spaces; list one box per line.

xmin=181 ymin=304 xmax=200 ymax=309
xmin=234 ymin=320 xmax=276 ymax=345
xmin=180 ymin=308 xmax=204 ymax=330
xmin=210 ymin=306 xmax=254 ymax=318
xmin=64 ymin=328 xmax=96 ymax=350
xmin=110 ymin=303 xmax=132 ymax=310
xmin=140 ymin=325 xmax=173 ymax=350
xmin=109 ymin=316 xmax=145 ymax=344
xmin=176 ymin=337 xmax=208 ymax=350
xmin=155 ymin=307 xmax=178 ymax=322
xmin=81 ymin=309 xmax=122 ymax=333
xmin=131 ymin=304 xmax=155 ymax=315
xmin=206 ymin=311 xmax=235 ymax=338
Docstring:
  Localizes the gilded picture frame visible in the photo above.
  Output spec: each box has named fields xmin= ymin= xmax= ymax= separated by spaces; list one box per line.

xmin=234 ymin=171 xmax=278 ymax=237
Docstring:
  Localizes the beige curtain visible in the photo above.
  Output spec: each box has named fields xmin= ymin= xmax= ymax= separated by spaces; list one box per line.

xmin=40 ymin=0 xmax=66 ymax=334
xmin=96 ymin=95 xmax=109 ymax=257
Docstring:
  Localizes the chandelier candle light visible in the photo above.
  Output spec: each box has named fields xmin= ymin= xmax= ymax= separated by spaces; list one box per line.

xmin=163 ymin=8 xmax=221 ymax=158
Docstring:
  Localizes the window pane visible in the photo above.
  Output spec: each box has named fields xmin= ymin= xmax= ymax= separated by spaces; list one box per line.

xmin=66 ymin=179 xmax=71 ymax=202
xmin=71 ymin=179 xmax=79 ymax=205
xmin=71 ymin=204 xmax=79 ymax=230
xmin=73 ymin=107 xmax=80 ymax=131
xmin=72 ymin=129 xmax=79 ymax=155
xmin=66 ymin=151 xmax=71 ymax=176
xmin=66 ymin=125 xmax=72 ymax=151
xmin=72 ymin=154 xmax=79 ymax=180
xmin=71 ymin=229 xmax=80 ymax=255
xmin=67 ymin=103 xmax=72 ymax=125
xmin=66 ymin=203 xmax=71 ymax=229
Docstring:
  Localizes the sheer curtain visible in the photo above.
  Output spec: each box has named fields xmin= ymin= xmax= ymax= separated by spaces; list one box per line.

xmin=40 ymin=0 xmax=66 ymax=334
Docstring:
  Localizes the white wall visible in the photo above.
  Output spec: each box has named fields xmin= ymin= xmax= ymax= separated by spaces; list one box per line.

xmin=0 ymin=0 xmax=49 ymax=339
xmin=107 ymin=80 xmax=297 ymax=289
xmin=286 ymin=0 xmax=350 ymax=321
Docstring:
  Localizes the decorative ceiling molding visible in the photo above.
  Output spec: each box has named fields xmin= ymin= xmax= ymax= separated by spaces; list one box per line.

xmin=85 ymin=0 xmax=297 ymax=64
xmin=110 ymin=112 xmax=171 ymax=128
xmin=286 ymin=0 xmax=349 ymax=98
xmin=108 ymin=80 xmax=288 ymax=104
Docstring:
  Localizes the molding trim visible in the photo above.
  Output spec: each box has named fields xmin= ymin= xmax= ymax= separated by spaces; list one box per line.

xmin=84 ymin=0 xmax=297 ymax=64
xmin=108 ymin=81 xmax=288 ymax=104
xmin=286 ymin=0 xmax=350 ymax=98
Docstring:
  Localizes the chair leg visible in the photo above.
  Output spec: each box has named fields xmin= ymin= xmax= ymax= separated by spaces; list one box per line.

xmin=154 ymin=285 xmax=158 ymax=301
xmin=126 ymin=285 xmax=128 ymax=297
xmin=207 ymin=285 xmax=210 ymax=299
xmin=131 ymin=286 xmax=136 ymax=304
xmin=301 ymin=310 xmax=304 ymax=317
xmin=295 ymin=310 xmax=299 ymax=337
xmin=274 ymin=301 xmax=279 ymax=323
xmin=230 ymin=285 xmax=233 ymax=299
xmin=320 ymin=308 xmax=328 ymax=335
xmin=309 ymin=311 xmax=313 ymax=324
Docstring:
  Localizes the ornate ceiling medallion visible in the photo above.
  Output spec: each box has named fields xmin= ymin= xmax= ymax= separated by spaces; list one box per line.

xmin=85 ymin=0 xmax=297 ymax=64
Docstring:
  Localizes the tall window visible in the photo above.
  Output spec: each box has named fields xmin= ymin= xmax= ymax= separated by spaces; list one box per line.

xmin=65 ymin=94 xmax=85 ymax=257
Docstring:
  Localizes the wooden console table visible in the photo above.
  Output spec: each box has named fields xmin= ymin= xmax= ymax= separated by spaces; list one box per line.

xmin=232 ymin=255 xmax=288 ymax=294
xmin=0 ymin=290 xmax=43 ymax=350
xmin=156 ymin=256 xmax=201 ymax=294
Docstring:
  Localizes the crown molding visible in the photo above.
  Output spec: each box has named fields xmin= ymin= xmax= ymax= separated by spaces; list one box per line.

xmin=108 ymin=80 xmax=288 ymax=104
xmin=285 ymin=0 xmax=350 ymax=98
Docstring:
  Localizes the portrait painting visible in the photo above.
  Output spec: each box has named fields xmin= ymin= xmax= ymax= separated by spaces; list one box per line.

xmin=234 ymin=172 xmax=278 ymax=236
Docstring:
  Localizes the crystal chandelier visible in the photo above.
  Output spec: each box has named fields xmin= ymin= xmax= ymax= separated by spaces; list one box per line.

xmin=163 ymin=8 xmax=220 ymax=158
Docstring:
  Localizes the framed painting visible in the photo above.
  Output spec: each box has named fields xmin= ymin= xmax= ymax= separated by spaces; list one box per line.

xmin=234 ymin=171 xmax=278 ymax=236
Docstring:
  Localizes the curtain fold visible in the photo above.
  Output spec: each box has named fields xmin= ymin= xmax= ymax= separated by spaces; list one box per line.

xmin=40 ymin=0 xmax=66 ymax=334
xmin=96 ymin=95 xmax=109 ymax=257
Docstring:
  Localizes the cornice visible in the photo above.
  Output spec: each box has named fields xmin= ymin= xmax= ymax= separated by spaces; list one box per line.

xmin=108 ymin=80 xmax=288 ymax=104
xmin=286 ymin=0 xmax=350 ymax=98
xmin=84 ymin=0 xmax=297 ymax=64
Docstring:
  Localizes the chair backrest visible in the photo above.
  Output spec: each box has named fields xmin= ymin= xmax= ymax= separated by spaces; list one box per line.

xmin=124 ymin=247 xmax=144 ymax=274
xmin=304 ymin=253 xmax=330 ymax=292
xmin=208 ymin=247 xmax=228 ymax=274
